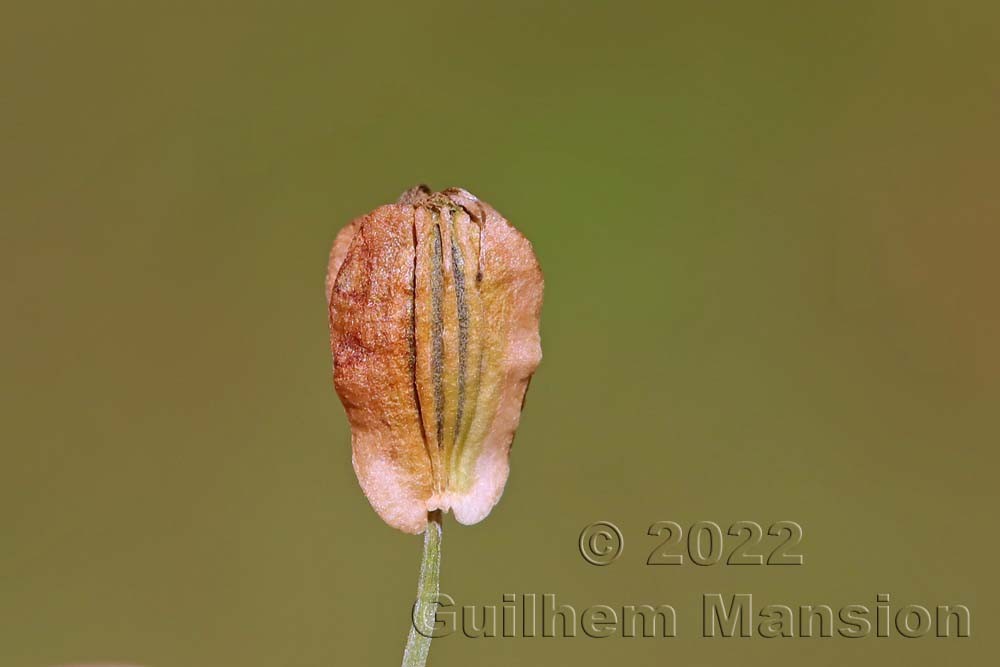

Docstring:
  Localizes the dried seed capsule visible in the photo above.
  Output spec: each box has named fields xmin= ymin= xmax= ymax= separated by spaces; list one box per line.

xmin=327 ymin=187 xmax=543 ymax=533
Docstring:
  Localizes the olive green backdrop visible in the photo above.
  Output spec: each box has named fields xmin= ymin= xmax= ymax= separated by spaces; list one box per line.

xmin=2 ymin=2 xmax=997 ymax=666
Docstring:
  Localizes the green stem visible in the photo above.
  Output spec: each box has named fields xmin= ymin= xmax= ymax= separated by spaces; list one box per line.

xmin=401 ymin=511 xmax=442 ymax=667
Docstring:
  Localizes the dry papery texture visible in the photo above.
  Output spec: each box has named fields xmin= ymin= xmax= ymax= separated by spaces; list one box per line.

xmin=327 ymin=187 xmax=543 ymax=534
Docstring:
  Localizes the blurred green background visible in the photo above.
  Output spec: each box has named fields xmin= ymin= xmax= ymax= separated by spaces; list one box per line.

xmin=2 ymin=2 xmax=998 ymax=666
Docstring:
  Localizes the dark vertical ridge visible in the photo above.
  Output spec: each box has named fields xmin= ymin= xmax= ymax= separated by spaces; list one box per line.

xmin=451 ymin=229 xmax=469 ymax=446
xmin=430 ymin=223 xmax=445 ymax=450
xmin=409 ymin=210 xmax=430 ymax=465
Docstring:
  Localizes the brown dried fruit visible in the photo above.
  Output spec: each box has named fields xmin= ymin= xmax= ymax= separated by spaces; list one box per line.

xmin=327 ymin=186 xmax=543 ymax=533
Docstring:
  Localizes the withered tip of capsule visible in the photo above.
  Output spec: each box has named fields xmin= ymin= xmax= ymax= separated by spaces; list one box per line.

xmin=327 ymin=187 xmax=543 ymax=534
